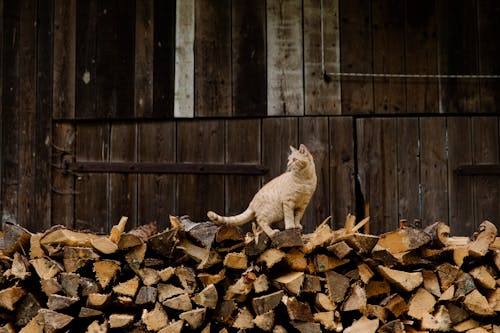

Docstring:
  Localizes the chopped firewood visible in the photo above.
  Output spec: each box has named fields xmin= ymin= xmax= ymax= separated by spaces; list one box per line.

xmin=291 ymin=321 xmax=322 ymax=333
xmin=4 ymin=252 xmax=30 ymax=280
xmin=0 ymin=286 xmax=25 ymax=311
xmin=366 ymin=279 xmax=391 ymax=299
xmin=85 ymin=320 xmax=108 ymax=333
xmin=157 ymin=320 xmax=183 ymax=333
xmin=197 ymin=269 xmax=225 ymax=288
xmin=233 ymin=307 xmax=254 ymax=330
xmin=2 ymin=222 xmax=31 ymax=257
xmin=124 ymin=243 xmax=147 ymax=270
xmin=284 ymin=296 xmax=313 ymax=321
xmin=158 ymin=284 xmax=185 ymax=302
xmin=245 ymin=231 xmax=271 ymax=256
xmin=315 ymin=293 xmax=337 ymax=311
xmin=108 ymin=314 xmax=134 ymax=329
xmin=377 ymin=226 xmax=431 ymax=254
xmin=313 ymin=311 xmax=340 ymax=331
xmin=177 ymin=239 xmax=221 ymax=269
xmin=284 ymin=248 xmax=308 ymax=271
xmin=301 ymin=274 xmax=322 ymax=294
xmin=378 ymin=266 xmax=423 ymax=292
xmin=60 ymin=272 xmax=80 ymax=297
xmin=271 ymin=228 xmax=303 ymax=248
xmin=469 ymin=266 xmax=496 ymax=290
xmin=257 ymin=248 xmax=285 ymax=268
xmin=252 ymin=290 xmax=284 ymax=315
xmin=223 ymin=252 xmax=247 ymax=270
xmin=40 ymin=227 xmax=107 ymax=256
xmin=454 ymin=272 xmax=476 ymax=299
xmin=162 ymin=293 xmax=192 ymax=311
xmin=93 ymin=260 xmax=120 ymax=289
xmin=91 ymin=235 xmax=119 ymax=256
xmin=466 ymin=328 xmax=490 ymax=333
xmin=302 ymin=217 xmax=335 ymax=254
xmin=275 ymin=271 xmax=304 ymax=295
xmin=273 ymin=325 xmax=287 ymax=333
xmin=141 ymin=302 xmax=168 ymax=331
xmin=357 ymin=262 xmax=374 ymax=284
xmin=192 ymin=284 xmax=218 ymax=309
xmin=335 ymin=233 xmax=379 ymax=254
xmin=487 ymin=288 xmax=500 ymax=311
xmin=158 ymin=267 xmax=175 ymax=282
xmin=420 ymin=305 xmax=451 ymax=331
xmin=422 ymin=270 xmax=441 ymax=297
xmin=423 ymin=221 xmax=450 ymax=248
xmin=378 ymin=320 xmax=405 ymax=333
xmin=463 ymin=289 xmax=496 ymax=317
xmin=18 ymin=312 xmax=44 ymax=333
xmin=363 ymin=304 xmax=389 ymax=322
xmin=118 ymin=222 xmax=158 ymax=250
xmin=215 ymin=224 xmax=244 ymax=243
xmin=179 ymin=308 xmax=206 ymax=330
xmin=328 ymin=241 xmax=352 ymax=259
xmin=39 ymin=309 xmax=73 ymax=333
xmin=135 ymin=268 xmax=159 ymax=286
xmin=446 ymin=302 xmax=469 ymax=324
xmin=253 ymin=274 xmax=270 ymax=293
xmin=381 ymin=294 xmax=408 ymax=317
xmin=452 ymin=318 xmax=480 ymax=332
xmin=109 ymin=216 xmax=128 ymax=244
xmin=436 ymin=262 xmax=459 ymax=292
xmin=225 ymin=276 xmax=253 ymax=302
xmin=179 ymin=217 xmax=218 ymax=248
xmin=439 ymin=285 xmax=455 ymax=301
xmin=15 ymin=293 xmax=41 ymax=327
xmin=135 ymin=286 xmax=157 ymax=305
xmin=47 ymin=294 xmax=79 ymax=310
xmin=214 ymin=299 xmax=237 ymax=324
xmin=175 ymin=266 xmax=197 ymax=294
xmin=313 ymin=253 xmax=349 ymax=273
xmin=0 ymin=323 xmax=15 ymax=333
xmin=63 ymin=246 xmax=99 ymax=273
xmin=407 ymin=288 xmax=436 ymax=320
xmin=80 ymin=277 xmax=101 ymax=296
xmin=341 ymin=282 xmax=367 ymax=312
xmin=253 ymin=310 xmax=275 ymax=332
xmin=452 ymin=246 xmax=469 ymax=267
xmin=29 ymin=233 xmax=44 ymax=259
xmin=78 ymin=307 xmax=103 ymax=318
xmin=325 ymin=270 xmax=350 ymax=303
xmin=148 ymin=229 xmax=179 ymax=258
xmin=343 ymin=316 xmax=379 ymax=333
xmin=116 ymin=296 xmax=134 ymax=306
xmin=86 ymin=293 xmax=111 ymax=308
xmin=41 ymin=278 xmax=62 ymax=296
xmin=30 ymin=257 xmax=63 ymax=279
xmin=468 ymin=221 xmax=497 ymax=257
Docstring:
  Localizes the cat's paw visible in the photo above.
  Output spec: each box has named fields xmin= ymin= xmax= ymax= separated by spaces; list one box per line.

xmin=207 ymin=211 xmax=218 ymax=222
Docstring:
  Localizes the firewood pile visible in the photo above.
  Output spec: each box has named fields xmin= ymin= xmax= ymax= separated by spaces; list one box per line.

xmin=0 ymin=214 xmax=499 ymax=333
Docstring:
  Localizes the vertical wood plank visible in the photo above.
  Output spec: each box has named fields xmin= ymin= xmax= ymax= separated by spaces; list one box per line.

xmin=372 ymin=0 xmax=405 ymax=114
xmin=330 ymin=117 xmax=356 ymax=229
xmin=447 ymin=117 xmax=474 ymax=235
xmin=420 ymin=117 xmax=448 ymax=225
xmin=153 ymin=0 xmax=175 ymax=118
xmin=472 ymin=117 xmax=499 ymax=227
xmin=0 ymin=0 xmax=3 ymax=204
xmin=96 ymin=0 xmax=135 ymax=119
xmin=53 ymin=0 xmax=76 ymax=119
xmin=438 ymin=0 xmax=480 ymax=113
xmin=477 ymin=1 xmax=500 ymax=113
xmin=75 ymin=0 xmax=97 ymax=118
xmin=52 ymin=123 xmax=75 ymax=228
xmin=177 ymin=120 xmax=225 ymax=220
xmin=232 ymin=0 xmax=267 ymax=117
xmin=109 ymin=123 xmax=137 ymax=228
xmin=135 ymin=0 xmax=154 ymax=118
xmin=304 ymin=0 xmax=341 ymax=115
xmin=1 ymin=0 xmax=20 ymax=224
xmin=174 ymin=0 xmax=194 ymax=118
xmin=356 ymin=118 xmax=398 ymax=234
xmin=75 ymin=124 xmax=109 ymax=232
xmin=225 ymin=119 xmax=261 ymax=219
xmin=396 ymin=118 xmax=420 ymax=221
xmin=195 ymin=0 xmax=231 ymax=117
xmin=138 ymin=121 xmax=176 ymax=229
xmin=18 ymin=0 xmax=37 ymax=230
xmin=267 ymin=0 xmax=304 ymax=116
xmin=262 ymin=118 xmax=299 ymax=182
xmin=405 ymin=0 xmax=439 ymax=113
xmin=299 ymin=117 xmax=330 ymax=232
xmin=35 ymin=0 xmax=54 ymax=230
xmin=339 ymin=0 xmax=373 ymax=115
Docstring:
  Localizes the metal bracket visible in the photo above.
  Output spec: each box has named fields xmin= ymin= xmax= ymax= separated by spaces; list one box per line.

xmin=455 ymin=164 xmax=500 ymax=176
xmin=62 ymin=160 xmax=268 ymax=176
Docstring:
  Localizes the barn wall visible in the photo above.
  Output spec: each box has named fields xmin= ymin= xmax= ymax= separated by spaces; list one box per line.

xmin=1 ymin=0 xmax=499 ymax=235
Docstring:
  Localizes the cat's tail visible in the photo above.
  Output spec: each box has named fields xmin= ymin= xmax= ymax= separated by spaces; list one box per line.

xmin=207 ymin=208 xmax=255 ymax=226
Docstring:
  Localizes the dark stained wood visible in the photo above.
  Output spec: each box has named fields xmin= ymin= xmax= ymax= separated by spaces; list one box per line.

xmin=134 ymin=0 xmax=154 ymax=118
xmin=96 ymin=0 xmax=135 ymax=119
xmin=75 ymin=124 xmax=109 ymax=232
xmin=52 ymin=123 xmax=75 ymax=228
xmin=194 ymin=0 xmax=231 ymax=117
xmin=75 ymin=0 xmax=97 ymax=118
xmin=138 ymin=121 xmax=176 ymax=230
xmin=340 ymin=0 xmax=373 ymax=114
xmin=109 ymin=123 xmax=137 ymax=228
xmin=329 ymin=117 xmax=356 ymax=230
xmin=153 ymin=0 xmax=175 ymax=118
xmin=18 ymin=0 xmax=37 ymax=230
xmin=232 ymin=0 xmax=266 ymax=116
xmin=396 ymin=118 xmax=420 ymax=221
xmin=303 ymin=0 xmax=341 ymax=115
xmin=35 ymin=0 xmax=54 ymax=231
xmin=262 ymin=118 xmax=299 ymax=182
xmin=472 ymin=117 xmax=499 ymax=228
xmin=477 ymin=1 xmax=500 ymax=113
xmin=299 ymin=117 xmax=330 ymax=232
xmin=177 ymin=120 xmax=225 ymax=221
xmin=420 ymin=117 xmax=448 ymax=225
xmin=53 ymin=0 xmax=76 ymax=119
xmin=225 ymin=119 xmax=261 ymax=220
xmin=447 ymin=117 xmax=474 ymax=235
xmin=437 ymin=0 xmax=480 ymax=113
xmin=372 ymin=0 xmax=405 ymax=114
xmin=405 ymin=0 xmax=439 ymax=113
xmin=356 ymin=118 xmax=398 ymax=234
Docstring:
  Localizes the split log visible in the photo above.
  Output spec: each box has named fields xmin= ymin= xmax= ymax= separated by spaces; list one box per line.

xmin=108 ymin=314 xmax=134 ymax=329
xmin=271 ymin=228 xmax=303 ymax=248
xmin=163 ymin=293 xmax=192 ymax=311
xmin=117 ymin=222 xmax=158 ymax=250
xmin=341 ymin=282 xmax=367 ymax=312
xmin=141 ymin=302 xmax=168 ymax=331
xmin=420 ymin=305 xmax=451 ymax=332
xmin=63 ymin=246 xmax=99 ymax=273
xmin=284 ymin=296 xmax=313 ymax=322
xmin=257 ymin=248 xmax=285 ymax=269
xmin=377 ymin=226 xmax=431 ymax=254
xmin=233 ymin=307 xmax=254 ymax=330
xmin=253 ymin=310 xmax=275 ymax=332
xmin=0 ymin=286 xmax=26 ymax=311
xmin=469 ymin=265 xmax=496 ymax=290
xmin=380 ymin=294 xmax=408 ymax=317
xmin=378 ymin=266 xmax=423 ymax=292
xmin=325 ymin=270 xmax=350 ymax=303
xmin=407 ymin=288 xmax=436 ymax=320
xmin=192 ymin=284 xmax=218 ymax=309
xmin=274 ymin=271 xmax=304 ymax=295
xmin=47 ymin=294 xmax=79 ymax=311
xmin=463 ymin=289 xmax=496 ymax=317
xmin=252 ymin=290 xmax=284 ymax=315
xmin=93 ymin=260 xmax=120 ymax=289
xmin=135 ymin=286 xmax=157 ymax=305
xmin=468 ymin=221 xmax=497 ymax=257
xmin=179 ymin=308 xmax=206 ymax=330
xmin=15 ymin=293 xmax=41 ymax=327
xmin=223 ymin=252 xmax=247 ymax=270
xmin=343 ymin=316 xmax=379 ymax=333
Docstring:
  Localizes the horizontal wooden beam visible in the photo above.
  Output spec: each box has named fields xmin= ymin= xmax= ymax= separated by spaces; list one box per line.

xmin=455 ymin=164 xmax=500 ymax=176
xmin=63 ymin=161 xmax=268 ymax=175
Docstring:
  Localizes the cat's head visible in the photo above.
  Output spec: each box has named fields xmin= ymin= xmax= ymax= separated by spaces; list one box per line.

xmin=287 ymin=144 xmax=313 ymax=171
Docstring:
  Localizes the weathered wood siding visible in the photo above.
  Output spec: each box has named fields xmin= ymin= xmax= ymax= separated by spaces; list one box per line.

xmin=1 ymin=0 xmax=500 ymax=235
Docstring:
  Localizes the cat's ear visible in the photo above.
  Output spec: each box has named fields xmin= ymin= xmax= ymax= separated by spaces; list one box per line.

xmin=299 ymin=144 xmax=308 ymax=154
xmin=290 ymin=145 xmax=298 ymax=153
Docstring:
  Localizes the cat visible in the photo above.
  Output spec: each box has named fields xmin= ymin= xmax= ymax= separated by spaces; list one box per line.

xmin=207 ymin=144 xmax=317 ymax=238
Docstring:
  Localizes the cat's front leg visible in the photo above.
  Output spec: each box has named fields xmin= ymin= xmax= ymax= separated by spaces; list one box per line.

xmin=283 ymin=201 xmax=295 ymax=230
xmin=294 ymin=207 xmax=305 ymax=229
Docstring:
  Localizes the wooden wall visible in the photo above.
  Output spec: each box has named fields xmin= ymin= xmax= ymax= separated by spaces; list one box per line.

xmin=1 ymin=0 xmax=499 ymax=236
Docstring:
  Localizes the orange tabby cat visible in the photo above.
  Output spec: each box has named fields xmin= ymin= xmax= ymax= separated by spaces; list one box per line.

xmin=207 ymin=144 xmax=317 ymax=237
